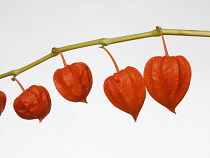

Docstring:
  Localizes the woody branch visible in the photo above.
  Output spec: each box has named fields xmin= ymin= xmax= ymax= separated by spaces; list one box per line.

xmin=0 ymin=26 xmax=210 ymax=79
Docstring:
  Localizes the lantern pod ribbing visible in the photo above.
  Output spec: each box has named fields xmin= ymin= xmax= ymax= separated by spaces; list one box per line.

xmin=13 ymin=78 xmax=51 ymax=122
xmin=0 ymin=91 xmax=6 ymax=115
xmin=53 ymin=48 xmax=93 ymax=103
xmin=143 ymin=28 xmax=192 ymax=113
xmin=102 ymin=46 xmax=146 ymax=121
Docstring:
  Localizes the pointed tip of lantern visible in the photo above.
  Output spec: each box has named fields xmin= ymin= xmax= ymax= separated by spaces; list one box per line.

xmin=170 ymin=109 xmax=176 ymax=114
xmin=82 ymin=99 xmax=88 ymax=104
xmin=0 ymin=111 xmax=4 ymax=116
xmin=132 ymin=115 xmax=138 ymax=122
xmin=38 ymin=118 xmax=43 ymax=123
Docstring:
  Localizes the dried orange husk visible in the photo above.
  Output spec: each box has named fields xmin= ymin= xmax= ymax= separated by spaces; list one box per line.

xmin=144 ymin=55 xmax=191 ymax=113
xmin=104 ymin=66 xmax=146 ymax=121
xmin=53 ymin=62 xmax=93 ymax=103
xmin=0 ymin=91 xmax=6 ymax=115
xmin=14 ymin=85 xmax=51 ymax=122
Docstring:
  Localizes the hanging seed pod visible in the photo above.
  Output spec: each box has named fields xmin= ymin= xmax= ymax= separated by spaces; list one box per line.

xmin=13 ymin=78 xmax=51 ymax=122
xmin=0 ymin=91 xmax=6 ymax=115
xmin=53 ymin=48 xmax=93 ymax=103
xmin=102 ymin=46 xmax=146 ymax=121
xmin=54 ymin=62 xmax=93 ymax=103
xmin=143 ymin=28 xmax=191 ymax=113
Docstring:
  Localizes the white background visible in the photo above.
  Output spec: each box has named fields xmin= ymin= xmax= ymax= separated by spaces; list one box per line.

xmin=0 ymin=0 xmax=210 ymax=158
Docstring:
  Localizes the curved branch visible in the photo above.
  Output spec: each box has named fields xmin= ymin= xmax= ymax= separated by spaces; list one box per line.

xmin=1 ymin=26 xmax=210 ymax=79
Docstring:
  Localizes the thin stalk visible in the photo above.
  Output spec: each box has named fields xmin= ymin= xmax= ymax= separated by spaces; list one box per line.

xmin=1 ymin=26 xmax=210 ymax=79
xmin=13 ymin=78 xmax=25 ymax=92
xmin=158 ymin=27 xmax=169 ymax=56
xmin=54 ymin=48 xmax=67 ymax=67
xmin=101 ymin=46 xmax=120 ymax=72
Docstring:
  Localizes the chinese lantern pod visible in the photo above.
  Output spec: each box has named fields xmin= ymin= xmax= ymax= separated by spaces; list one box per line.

xmin=14 ymin=85 xmax=51 ymax=122
xmin=53 ymin=62 xmax=93 ymax=103
xmin=144 ymin=55 xmax=191 ymax=113
xmin=104 ymin=66 xmax=146 ymax=121
xmin=0 ymin=91 xmax=6 ymax=115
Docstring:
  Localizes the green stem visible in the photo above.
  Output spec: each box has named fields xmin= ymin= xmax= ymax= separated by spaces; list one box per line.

xmin=1 ymin=26 xmax=210 ymax=79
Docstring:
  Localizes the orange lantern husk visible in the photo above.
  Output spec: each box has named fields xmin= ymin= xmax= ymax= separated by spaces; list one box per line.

xmin=104 ymin=66 xmax=146 ymax=121
xmin=102 ymin=46 xmax=146 ymax=121
xmin=53 ymin=48 xmax=93 ymax=103
xmin=53 ymin=62 xmax=93 ymax=103
xmin=143 ymin=28 xmax=192 ymax=113
xmin=144 ymin=56 xmax=191 ymax=113
xmin=13 ymin=78 xmax=51 ymax=122
xmin=0 ymin=91 xmax=6 ymax=115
